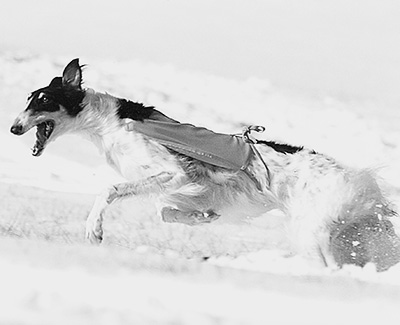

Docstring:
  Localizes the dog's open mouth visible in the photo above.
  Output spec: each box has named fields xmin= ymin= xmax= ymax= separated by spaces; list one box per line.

xmin=32 ymin=120 xmax=55 ymax=156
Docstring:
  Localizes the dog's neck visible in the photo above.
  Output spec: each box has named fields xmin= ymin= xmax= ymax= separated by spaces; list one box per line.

xmin=73 ymin=89 xmax=126 ymax=151
xmin=78 ymin=89 xmax=121 ymax=132
xmin=74 ymin=89 xmax=178 ymax=178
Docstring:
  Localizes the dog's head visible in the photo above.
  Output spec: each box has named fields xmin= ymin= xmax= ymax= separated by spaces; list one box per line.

xmin=10 ymin=59 xmax=85 ymax=156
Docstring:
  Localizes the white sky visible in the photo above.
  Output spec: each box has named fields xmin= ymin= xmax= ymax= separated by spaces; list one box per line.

xmin=1 ymin=0 xmax=400 ymax=104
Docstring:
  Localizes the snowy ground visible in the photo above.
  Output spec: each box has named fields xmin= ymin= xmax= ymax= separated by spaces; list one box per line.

xmin=2 ymin=53 xmax=400 ymax=323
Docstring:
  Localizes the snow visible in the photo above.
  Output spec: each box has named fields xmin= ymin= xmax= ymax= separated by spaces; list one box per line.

xmin=2 ymin=1 xmax=400 ymax=322
xmin=2 ymin=1 xmax=400 ymax=104
xmin=1 ymin=238 xmax=400 ymax=325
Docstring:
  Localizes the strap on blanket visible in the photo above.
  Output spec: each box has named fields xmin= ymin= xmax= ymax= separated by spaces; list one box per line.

xmin=239 ymin=125 xmax=271 ymax=189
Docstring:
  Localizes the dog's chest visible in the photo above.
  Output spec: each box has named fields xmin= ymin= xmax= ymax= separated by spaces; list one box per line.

xmin=100 ymin=130 xmax=180 ymax=181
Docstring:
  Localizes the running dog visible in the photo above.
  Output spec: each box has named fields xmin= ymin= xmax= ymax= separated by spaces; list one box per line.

xmin=10 ymin=59 xmax=400 ymax=271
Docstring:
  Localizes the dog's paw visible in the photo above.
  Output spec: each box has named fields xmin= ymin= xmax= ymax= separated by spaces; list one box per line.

xmin=85 ymin=228 xmax=103 ymax=244
xmin=189 ymin=210 xmax=220 ymax=225
xmin=161 ymin=207 xmax=220 ymax=226
xmin=85 ymin=217 xmax=103 ymax=244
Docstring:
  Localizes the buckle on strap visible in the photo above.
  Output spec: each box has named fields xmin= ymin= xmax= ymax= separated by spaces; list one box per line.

xmin=242 ymin=125 xmax=266 ymax=144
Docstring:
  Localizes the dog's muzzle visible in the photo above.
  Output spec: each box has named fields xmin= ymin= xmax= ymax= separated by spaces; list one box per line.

xmin=10 ymin=113 xmax=56 ymax=157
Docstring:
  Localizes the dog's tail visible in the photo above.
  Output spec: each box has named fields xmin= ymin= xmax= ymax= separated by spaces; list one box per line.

xmin=329 ymin=170 xmax=400 ymax=271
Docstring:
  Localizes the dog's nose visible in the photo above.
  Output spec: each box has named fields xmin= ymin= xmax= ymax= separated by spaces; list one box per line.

xmin=10 ymin=123 xmax=24 ymax=135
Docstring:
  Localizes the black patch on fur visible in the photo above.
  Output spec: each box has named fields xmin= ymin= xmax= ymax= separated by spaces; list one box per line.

xmin=28 ymin=77 xmax=85 ymax=116
xmin=257 ymin=140 xmax=305 ymax=155
xmin=117 ymin=99 xmax=179 ymax=122
xmin=117 ymin=99 xmax=155 ymax=121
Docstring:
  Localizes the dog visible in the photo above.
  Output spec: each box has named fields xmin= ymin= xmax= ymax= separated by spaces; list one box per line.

xmin=10 ymin=58 xmax=400 ymax=271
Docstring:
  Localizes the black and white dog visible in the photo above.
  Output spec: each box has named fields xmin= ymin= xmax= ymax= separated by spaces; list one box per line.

xmin=10 ymin=59 xmax=400 ymax=271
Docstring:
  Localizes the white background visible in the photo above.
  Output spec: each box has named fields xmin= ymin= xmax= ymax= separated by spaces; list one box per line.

xmin=2 ymin=0 xmax=400 ymax=104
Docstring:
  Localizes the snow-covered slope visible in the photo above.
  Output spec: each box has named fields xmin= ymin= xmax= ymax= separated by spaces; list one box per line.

xmin=1 ymin=237 xmax=400 ymax=325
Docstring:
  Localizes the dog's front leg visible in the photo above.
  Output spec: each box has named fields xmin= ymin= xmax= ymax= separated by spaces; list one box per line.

xmin=85 ymin=172 xmax=175 ymax=244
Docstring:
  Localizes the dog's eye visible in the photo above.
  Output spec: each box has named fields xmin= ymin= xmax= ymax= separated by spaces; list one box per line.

xmin=38 ymin=92 xmax=50 ymax=103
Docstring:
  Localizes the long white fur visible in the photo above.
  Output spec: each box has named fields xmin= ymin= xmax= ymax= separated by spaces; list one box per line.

xmin=76 ymin=90 xmax=394 ymax=264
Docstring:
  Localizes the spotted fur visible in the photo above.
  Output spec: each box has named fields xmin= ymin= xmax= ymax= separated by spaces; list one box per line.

xmin=10 ymin=59 xmax=400 ymax=271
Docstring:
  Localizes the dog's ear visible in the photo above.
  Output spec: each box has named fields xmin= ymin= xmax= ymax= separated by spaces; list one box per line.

xmin=62 ymin=58 xmax=82 ymax=89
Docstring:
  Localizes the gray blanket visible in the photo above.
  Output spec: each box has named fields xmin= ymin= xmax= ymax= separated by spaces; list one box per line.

xmin=132 ymin=119 xmax=254 ymax=171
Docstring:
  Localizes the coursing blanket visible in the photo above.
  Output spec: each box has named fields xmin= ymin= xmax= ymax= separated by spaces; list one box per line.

xmin=131 ymin=119 xmax=254 ymax=171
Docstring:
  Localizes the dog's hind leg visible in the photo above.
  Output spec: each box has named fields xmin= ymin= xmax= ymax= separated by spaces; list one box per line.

xmin=85 ymin=172 xmax=175 ymax=244
xmin=160 ymin=207 xmax=220 ymax=226
xmin=155 ymin=181 xmax=226 ymax=226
